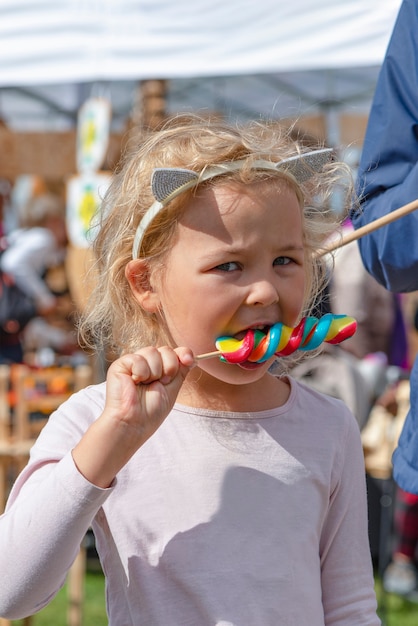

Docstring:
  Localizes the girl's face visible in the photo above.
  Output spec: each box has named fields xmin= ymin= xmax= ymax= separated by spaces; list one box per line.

xmin=129 ymin=177 xmax=307 ymax=408
xmin=155 ymin=178 xmax=306 ymax=388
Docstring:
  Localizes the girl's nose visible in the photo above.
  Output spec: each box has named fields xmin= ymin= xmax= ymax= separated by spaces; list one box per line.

xmin=245 ymin=279 xmax=279 ymax=307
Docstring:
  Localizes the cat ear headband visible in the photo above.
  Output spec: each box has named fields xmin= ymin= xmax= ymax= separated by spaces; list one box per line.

xmin=132 ymin=147 xmax=333 ymax=258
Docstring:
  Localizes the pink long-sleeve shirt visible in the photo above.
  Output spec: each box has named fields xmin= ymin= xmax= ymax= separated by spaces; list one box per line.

xmin=0 ymin=377 xmax=380 ymax=625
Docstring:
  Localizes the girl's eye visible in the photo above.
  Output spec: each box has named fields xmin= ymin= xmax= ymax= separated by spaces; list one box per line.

xmin=273 ymin=256 xmax=292 ymax=266
xmin=215 ymin=261 xmax=241 ymax=272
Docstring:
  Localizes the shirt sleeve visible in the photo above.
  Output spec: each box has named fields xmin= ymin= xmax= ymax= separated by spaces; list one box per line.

xmin=351 ymin=0 xmax=418 ymax=293
xmin=0 ymin=389 xmax=112 ymax=621
xmin=392 ymin=359 xmax=418 ymax=494
xmin=320 ymin=411 xmax=381 ymax=626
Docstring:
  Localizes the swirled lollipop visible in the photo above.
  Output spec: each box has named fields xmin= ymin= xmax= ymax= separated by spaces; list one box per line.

xmin=197 ymin=314 xmax=357 ymax=364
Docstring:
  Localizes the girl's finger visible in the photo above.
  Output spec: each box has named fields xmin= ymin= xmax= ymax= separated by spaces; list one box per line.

xmin=129 ymin=347 xmax=164 ymax=384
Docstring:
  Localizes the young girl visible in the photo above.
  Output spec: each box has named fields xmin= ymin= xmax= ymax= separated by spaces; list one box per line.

xmin=0 ymin=116 xmax=380 ymax=625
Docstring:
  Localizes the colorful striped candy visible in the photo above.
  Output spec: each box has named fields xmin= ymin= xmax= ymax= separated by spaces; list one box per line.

xmin=215 ymin=314 xmax=357 ymax=364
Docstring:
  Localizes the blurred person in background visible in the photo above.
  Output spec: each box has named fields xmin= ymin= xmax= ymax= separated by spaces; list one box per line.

xmin=352 ymin=0 xmax=418 ymax=493
xmin=329 ymin=220 xmax=407 ymax=367
xmin=351 ymin=0 xmax=418 ymax=598
xmin=0 ymin=193 xmax=68 ymax=364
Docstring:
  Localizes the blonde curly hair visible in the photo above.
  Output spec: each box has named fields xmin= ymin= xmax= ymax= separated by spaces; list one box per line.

xmin=78 ymin=114 xmax=352 ymax=356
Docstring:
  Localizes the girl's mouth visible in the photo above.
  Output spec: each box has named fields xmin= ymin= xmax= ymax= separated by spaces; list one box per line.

xmin=216 ymin=325 xmax=276 ymax=366
xmin=235 ymin=325 xmax=272 ymax=339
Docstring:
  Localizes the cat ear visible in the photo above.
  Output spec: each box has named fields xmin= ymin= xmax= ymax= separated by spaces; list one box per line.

xmin=151 ymin=168 xmax=199 ymax=203
xmin=279 ymin=148 xmax=333 ymax=182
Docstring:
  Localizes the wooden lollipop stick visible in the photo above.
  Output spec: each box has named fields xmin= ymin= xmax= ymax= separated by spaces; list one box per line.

xmin=319 ymin=198 xmax=418 ymax=256
xmin=196 ymin=350 xmax=222 ymax=361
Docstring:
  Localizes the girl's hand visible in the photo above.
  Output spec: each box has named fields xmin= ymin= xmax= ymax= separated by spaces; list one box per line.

xmin=105 ymin=346 xmax=195 ymax=441
xmin=72 ymin=346 xmax=195 ymax=488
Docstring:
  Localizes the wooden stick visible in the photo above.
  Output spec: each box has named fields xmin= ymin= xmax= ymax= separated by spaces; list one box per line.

xmin=197 ymin=197 xmax=418 ymax=361
xmin=319 ymin=198 xmax=418 ymax=256
xmin=196 ymin=350 xmax=222 ymax=361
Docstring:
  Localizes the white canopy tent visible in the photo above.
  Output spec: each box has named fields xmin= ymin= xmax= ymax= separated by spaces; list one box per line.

xmin=0 ymin=0 xmax=402 ymax=136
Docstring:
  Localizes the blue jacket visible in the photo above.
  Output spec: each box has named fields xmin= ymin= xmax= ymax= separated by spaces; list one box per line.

xmin=352 ymin=0 xmax=418 ymax=493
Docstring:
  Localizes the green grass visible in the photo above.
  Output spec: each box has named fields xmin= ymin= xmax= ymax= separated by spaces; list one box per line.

xmin=9 ymin=571 xmax=418 ymax=626
xmin=11 ymin=570 xmax=107 ymax=626
xmin=375 ymin=576 xmax=418 ymax=626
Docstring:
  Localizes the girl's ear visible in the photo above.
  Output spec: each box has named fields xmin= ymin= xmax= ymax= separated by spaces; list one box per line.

xmin=125 ymin=259 xmax=161 ymax=313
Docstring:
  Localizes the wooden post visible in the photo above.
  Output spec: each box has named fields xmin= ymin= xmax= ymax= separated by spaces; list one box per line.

xmin=67 ymin=546 xmax=87 ymax=626
xmin=130 ymin=79 xmax=167 ymax=131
